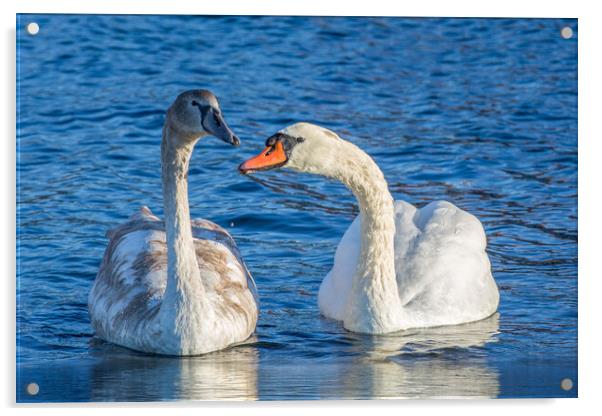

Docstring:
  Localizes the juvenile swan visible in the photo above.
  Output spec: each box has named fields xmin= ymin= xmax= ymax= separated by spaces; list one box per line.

xmin=89 ymin=90 xmax=258 ymax=355
xmin=239 ymin=123 xmax=498 ymax=334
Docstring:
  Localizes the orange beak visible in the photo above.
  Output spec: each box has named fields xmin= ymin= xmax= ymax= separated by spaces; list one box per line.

xmin=238 ymin=142 xmax=288 ymax=174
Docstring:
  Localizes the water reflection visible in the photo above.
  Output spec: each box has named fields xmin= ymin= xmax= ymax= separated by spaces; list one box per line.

xmin=18 ymin=316 xmax=499 ymax=401
xmin=86 ymin=340 xmax=259 ymax=401
xmin=17 ymin=338 xmax=260 ymax=402
xmin=258 ymin=314 xmax=500 ymax=399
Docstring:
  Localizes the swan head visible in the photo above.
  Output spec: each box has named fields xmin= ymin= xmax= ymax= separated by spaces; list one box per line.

xmin=238 ymin=122 xmax=342 ymax=176
xmin=166 ymin=89 xmax=240 ymax=146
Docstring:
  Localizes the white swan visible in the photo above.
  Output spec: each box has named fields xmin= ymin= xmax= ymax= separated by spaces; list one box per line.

xmin=239 ymin=122 xmax=498 ymax=334
xmin=89 ymin=90 xmax=258 ymax=355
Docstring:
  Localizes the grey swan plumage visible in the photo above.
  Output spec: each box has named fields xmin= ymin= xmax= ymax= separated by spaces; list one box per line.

xmin=88 ymin=90 xmax=258 ymax=355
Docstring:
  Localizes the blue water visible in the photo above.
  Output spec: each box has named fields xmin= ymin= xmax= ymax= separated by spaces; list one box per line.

xmin=16 ymin=15 xmax=577 ymax=401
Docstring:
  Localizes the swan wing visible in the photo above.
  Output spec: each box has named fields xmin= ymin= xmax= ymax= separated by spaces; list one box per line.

xmin=88 ymin=206 xmax=257 ymax=349
xmin=318 ymin=200 xmax=499 ymax=328
xmin=393 ymin=200 xmax=499 ymax=327
xmin=190 ymin=218 xmax=258 ymax=302
xmin=88 ymin=206 xmax=167 ymax=344
xmin=318 ymin=215 xmax=361 ymax=321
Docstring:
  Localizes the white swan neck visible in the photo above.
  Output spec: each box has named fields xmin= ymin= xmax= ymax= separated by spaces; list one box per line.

xmin=334 ymin=141 xmax=404 ymax=333
xmin=161 ymin=125 xmax=206 ymax=311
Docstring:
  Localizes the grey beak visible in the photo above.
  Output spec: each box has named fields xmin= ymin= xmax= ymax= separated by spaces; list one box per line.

xmin=202 ymin=108 xmax=240 ymax=146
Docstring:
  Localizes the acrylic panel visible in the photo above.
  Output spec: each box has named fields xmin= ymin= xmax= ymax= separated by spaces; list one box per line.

xmin=16 ymin=14 xmax=578 ymax=402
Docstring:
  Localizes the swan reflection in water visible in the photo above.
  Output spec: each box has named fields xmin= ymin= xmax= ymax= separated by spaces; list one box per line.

xmin=17 ymin=315 xmax=498 ymax=401
xmin=353 ymin=313 xmax=501 ymax=399
xmin=87 ymin=337 xmax=260 ymax=401
xmin=258 ymin=313 xmax=501 ymax=400
xmin=81 ymin=315 xmax=498 ymax=401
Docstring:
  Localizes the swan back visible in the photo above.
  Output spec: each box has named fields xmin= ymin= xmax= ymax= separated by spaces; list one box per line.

xmin=392 ymin=200 xmax=498 ymax=327
xmin=89 ymin=207 xmax=258 ymax=354
xmin=319 ymin=200 xmax=499 ymax=329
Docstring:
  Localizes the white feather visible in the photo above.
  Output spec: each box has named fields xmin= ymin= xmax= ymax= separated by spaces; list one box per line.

xmin=281 ymin=123 xmax=499 ymax=333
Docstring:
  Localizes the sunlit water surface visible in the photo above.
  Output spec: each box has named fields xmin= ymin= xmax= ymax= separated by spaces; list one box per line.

xmin=17 ymin=15 xmax=577 ymax=401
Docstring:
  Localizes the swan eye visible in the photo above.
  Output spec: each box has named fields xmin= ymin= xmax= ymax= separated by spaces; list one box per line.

xmin=213 ymin=111 xmax=222 ymax=127
xmin=191 ymin=100 xmax=199 ymax=107
xmin=296 ymin=137 xmax=305 ymax=143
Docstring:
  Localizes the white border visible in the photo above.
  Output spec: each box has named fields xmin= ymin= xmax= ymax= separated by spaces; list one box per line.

xmin=3 ymin=1 xmax=600 ymax=415
xmin=6 ymin=0 xmax=583 ymax=17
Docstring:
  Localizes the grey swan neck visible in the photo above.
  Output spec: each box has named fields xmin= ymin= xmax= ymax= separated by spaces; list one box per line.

xmin=160 ymin=124 xmax=206 ymax=314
